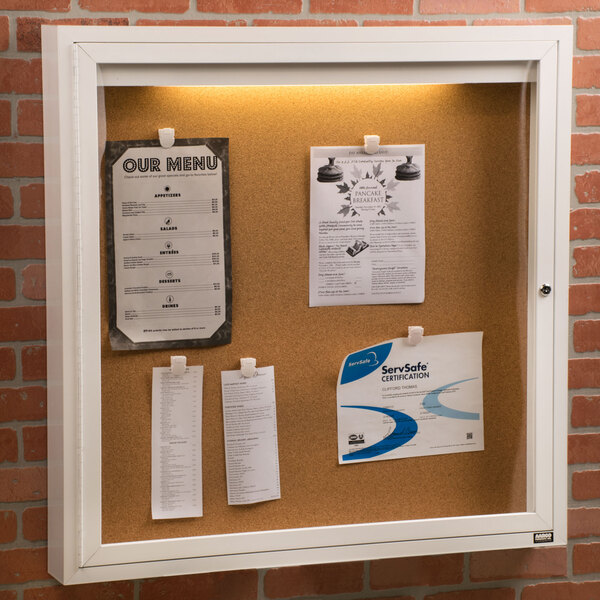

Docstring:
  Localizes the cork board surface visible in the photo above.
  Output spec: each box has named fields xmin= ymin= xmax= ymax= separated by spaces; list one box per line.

xmin=101 ymin=83 xmax=529 ymax=544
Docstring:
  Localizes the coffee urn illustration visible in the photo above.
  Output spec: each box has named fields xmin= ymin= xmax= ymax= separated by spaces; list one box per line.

xmin=317 ymin=157 xmax=344 ymax=183
xmin=395 ymin=156 xmax=421 ymax=181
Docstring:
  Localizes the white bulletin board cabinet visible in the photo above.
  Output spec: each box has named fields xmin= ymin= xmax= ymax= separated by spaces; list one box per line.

xmin=42 ymin=26 xmax=571 ymax=584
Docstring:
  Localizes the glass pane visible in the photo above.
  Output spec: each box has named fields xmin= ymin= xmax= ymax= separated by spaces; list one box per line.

xmin=98 ymin=83 xmax=529 ymax=543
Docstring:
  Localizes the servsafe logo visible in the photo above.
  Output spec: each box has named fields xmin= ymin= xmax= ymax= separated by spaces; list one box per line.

xmin=340 ymin=342 xmax=393 ymax=384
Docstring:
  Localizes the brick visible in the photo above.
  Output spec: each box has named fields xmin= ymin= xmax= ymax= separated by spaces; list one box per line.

xmin=578 ymin=17 xmax=600 ymax=50
xmin=569 ymin=507 xmax=600 ymax=538
xmin=0 ymin=267 xmax=15 ymax=300
xmin=0 ymin=348 xmax=16 ymax=380
xmin=264 ymin=563 xmax=362 ymax=598
xmin=23 ymin=425 xmax=47 ymax=461
xmin=569 ymin=433 xmax=600 ymax=464
xmin=574 ymin=320 xmax=600 ymax=352
xmin=0 ymin=226 xmax=44 ymax=259
xmin=0 ymin=143 xmax=44 ymax=178
xmin=356 ymin=597 xmax=414 ymax=600
xmin=573 ymin=246 xmax=600 ymax=277
xmin=0 ymin=230 xmax=45 ymax=262
xmin=571 ymin=284 xmax=600 ymax=315
xmin=527 ymin=0 xmax=600 ymax=10
xmin=0 ymin=100 xmax=10 ymax=136
xmin=473 ymin=17 xmax=571 ymax=25
xmin=0 ymin=306 xmax=46 ymax=342
xmin=522 ymin=581 xmax=600 ymax=600
xmin=0 ymin=16 xmax=8 ymax=52
xmin=17 ymin=100 xmax=42 ymax=137
xmin=574 ymin=542 xmax=600 ymax=574
xmin=310 ymin=0 xmax=410 ymax=13
xmin=17 ymin=17 xmax=129 ymax=53
xmin=0 ymin=59 xmax=42 ymax=94
xmin=0 ymin=511 xmax=17 ymax=543
xmin=255 ymin=18 xmax=358 ymax=25
xmin=0 ymin=387 xmax=46 ymax=422
xmin=420 ymin=0 xmax=518 ymax=14
xmin=578 ymin=95 xmax=600 ymax=127
xmin=572 ymin=209 xmax=600 ymax=239
xmin=364 ymin=19 xmax=467 ymax=25
xmin=574 ymin=55 xmax=600 ymax=88
xmin=24 ymin=582 xmax=135 ymax=600
xmin=0 ymin=0 xmax=69 ymax=10
xmin=573 ymin=469 xmax=600 ymax=500
xmin=199 ymin=0 xmax=301 ymax=12
xmin=140 ymin=571 xmax=257 ymax=600
xmin=572 ymin=395 xmax=600 ymax=427
xmin=0 ymin=467 xmax=46 ymax=502
xmin=0 ymin=548 xmax=50 ymax=584
xmin=22 ymin=506 xmax=47 ymax=542
xmin=370 ymin=554 xmax=463 ymax=589
xmin=21 ymin=345 xmax=46 ymax=380
xmin=576 ymin=171 xmax=600 ymax=204
xmin=0 ymin=186 xmax=12 ymax=218
xmin=136 ymin=18 xmax=246 ymax=25
xmin=569 ymin=358 xmax=600 ymax=388
xmin=572 ymin=133 xmax=600 ymax=165
xmin=81 ymin=0 xmax=188 ymax=11
xmin=424 ymin=590 xmax=515 ymax=600
xmin=0 ymin=428 xmax=17 ymax=463
xmin=20 ymin=184 xmax=44 ymax=219
xmin=0 ymin=593 xmax=16 ymax=600
xmin=470 ymin=547 xmax=566 ymax=581
xmin=22 ymin=264 xmax=45 ymax=301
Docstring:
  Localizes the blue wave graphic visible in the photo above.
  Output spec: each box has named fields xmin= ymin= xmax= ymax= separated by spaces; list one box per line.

xmin=422 ymin=378 xmax=480 ymax=420
xmin=341 ymin=405 xmax=418 ymax=461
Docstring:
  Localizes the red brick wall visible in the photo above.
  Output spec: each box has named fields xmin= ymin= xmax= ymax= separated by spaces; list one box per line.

xmin=0 ymin=1 xmax=599 ymax=598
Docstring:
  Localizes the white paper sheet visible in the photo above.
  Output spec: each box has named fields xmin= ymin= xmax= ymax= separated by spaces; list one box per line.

xmin=310 ymin=145 xmax=425 ymax=307
xmin=221 ymin=366 xmax=281 ymax=505
xmin=151 ymin=365 xmax=203 ymax=519
xmin=337 ymin=332 xmax=484 ymax=464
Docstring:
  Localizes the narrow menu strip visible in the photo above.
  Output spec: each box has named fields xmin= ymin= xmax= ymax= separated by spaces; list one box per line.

xmin=221 ymin=366 xmax=281 ymax=505
xmin=151 ymin=365 xmax=203 ymax=519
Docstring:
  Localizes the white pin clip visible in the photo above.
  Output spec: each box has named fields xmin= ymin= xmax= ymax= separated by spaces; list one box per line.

xmin=170 ymin=355 xmax=186 ymax=376
xmin=158 ymin=127 xmax=175 ymax=149
xmin=407 ymin=326 xmax=424 ymax=346
xmin=240 ymin=357 xmax=257 ymax=378
xmin=364 ymin=135 xmax=380 ymax=155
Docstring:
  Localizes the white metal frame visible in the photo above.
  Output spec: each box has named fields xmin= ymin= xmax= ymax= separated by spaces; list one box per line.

xmin=42 ymin=25 xmax=572 ymax=585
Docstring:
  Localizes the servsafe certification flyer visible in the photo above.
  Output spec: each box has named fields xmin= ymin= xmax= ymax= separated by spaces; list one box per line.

xmin=337 ymin=332 xmax=484 ymax=464
xmin=310 ymin=145 xmax=425 ymax=307
xmin=105 ymin=138 xmax=231 ymax=351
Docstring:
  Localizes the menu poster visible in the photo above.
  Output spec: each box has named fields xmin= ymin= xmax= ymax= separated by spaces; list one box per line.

xmin=105 ymin=138 xmax=232 ymax=351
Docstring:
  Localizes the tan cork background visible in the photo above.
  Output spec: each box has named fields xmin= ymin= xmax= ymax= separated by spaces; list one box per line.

xmin=100 ymin=83 xmax=529 ymax=543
